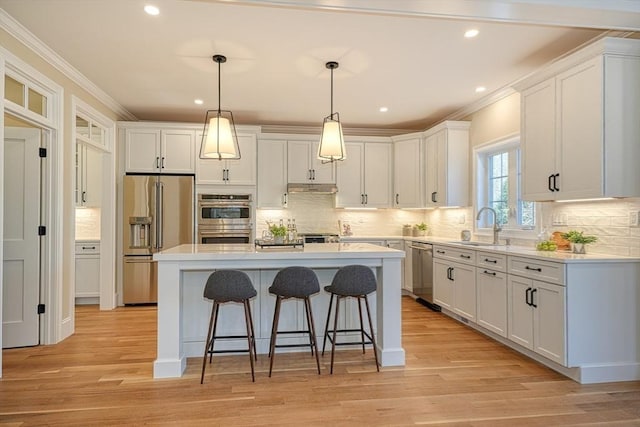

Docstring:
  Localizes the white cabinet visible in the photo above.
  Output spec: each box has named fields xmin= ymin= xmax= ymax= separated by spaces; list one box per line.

xmin=433 ymin=245 xmax=476 ymax=320
xmin=75 ymin=242 xmax=100 ymax=302
xmin=125 ymin=128 xmax=195 ymax=174
xmin=424 ymin=121 xmax=470 ymax=207
xmin=392 ymin=136 xmax=422 ymax=208
xmin=75 ymin=143 xmax=102 ymax=208
xmin=507 ymin=275 xmax=566 ymax=365
xmin=197 ymin=133 xmax=257 ymax=185
xmin=519 ymin=38 xmax=640 ymax=201
xmin=257 ymin=139 xmax=288 ymax=208
xmin=287 ymin=140 xmax=335 ymax=184
xmin=336 ymin=142 xmax=392 ymax=208
xmin=476 ymin=267 xmax=507 ymax=337
xmin=403 ymin=241 xmax=413 ymax=292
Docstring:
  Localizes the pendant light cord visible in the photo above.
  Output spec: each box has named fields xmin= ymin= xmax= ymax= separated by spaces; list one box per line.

xmin=330 ymin=66 xmax=334 ymax=116
xmin=217 ymin=58 xmax=221 ymax=115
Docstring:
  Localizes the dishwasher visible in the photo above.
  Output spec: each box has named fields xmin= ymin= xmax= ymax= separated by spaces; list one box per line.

xmin=409 ymin=241 xmax=440 ymax=311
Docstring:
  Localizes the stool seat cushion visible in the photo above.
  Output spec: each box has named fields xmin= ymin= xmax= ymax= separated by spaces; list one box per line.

xmin=269 ymin=266 xmax=320 ymax=298
xmin=324 ymin=265 xmax=376 ymax=296
xmin=203 ymin=270 xmax=257 ymax=302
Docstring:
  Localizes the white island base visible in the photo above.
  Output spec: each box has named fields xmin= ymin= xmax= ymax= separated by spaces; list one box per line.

xmin=152 ymin=243 xmax=405 ymax=379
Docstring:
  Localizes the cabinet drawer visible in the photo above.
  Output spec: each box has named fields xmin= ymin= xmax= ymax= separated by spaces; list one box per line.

xmin=477 ymin=251 xmax=507 ymax=272
xmin=508 ymin=256 xmax=565 ymax=285
xmin=433 ymin=245 xmax=475 ymax=265
xmin=75 ymin=242 xmax=100 ymax=255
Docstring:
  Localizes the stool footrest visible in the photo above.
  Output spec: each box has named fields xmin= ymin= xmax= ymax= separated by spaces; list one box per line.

xmin=325 ymin=328 xmax=374 ymax=347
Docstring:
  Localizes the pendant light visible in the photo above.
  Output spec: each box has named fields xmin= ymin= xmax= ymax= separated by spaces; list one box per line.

xmin=318 ymin=61 xmax=346 ymax=162
xmin=200 ymin=54 xmax=240 ymax=160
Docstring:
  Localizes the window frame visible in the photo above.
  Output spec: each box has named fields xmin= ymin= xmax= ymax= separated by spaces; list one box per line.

xmin=473 ymin=134 xmax=539 ymax=240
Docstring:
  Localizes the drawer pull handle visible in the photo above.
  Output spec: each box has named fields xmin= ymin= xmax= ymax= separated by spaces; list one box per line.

xmin=82 ymin=246 xmax=96 ymax=250
xmin=484 ymin=258 xmax=497 ymax=263
xmin=460 ymin=254 xmax=471 ymax=259
xmin=483 ymin=270 xmax=496 ymax=276
xmin=436 ymin=250 xmax=446 ymax=254
xmin=525 ymin=266 xmax=542 ymax=272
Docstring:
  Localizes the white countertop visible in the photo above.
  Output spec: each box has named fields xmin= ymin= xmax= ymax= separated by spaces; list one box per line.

xmin=154 ymin=242 xmax=405 ymax=262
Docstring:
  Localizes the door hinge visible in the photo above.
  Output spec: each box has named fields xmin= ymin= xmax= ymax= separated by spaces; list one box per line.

xmin=39 ymin=147 xmax=47 ymax=158
xmin=38 ymin=225 xmax=46 ymax=236
xmin=37 ymin=303 xmax=45 ymax=314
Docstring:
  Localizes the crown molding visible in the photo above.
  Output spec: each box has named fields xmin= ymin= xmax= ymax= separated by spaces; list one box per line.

xmin=0 ymin=8 xmax=137 ymax=121
xmin=260 ymin=124 xmax=415 ymax=137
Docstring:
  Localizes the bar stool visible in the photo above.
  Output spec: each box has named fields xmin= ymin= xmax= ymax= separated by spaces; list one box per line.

xmin=200 ymin=270 xmax=257 ymax=384
xmin=322 ymin=265 xmax=380 ymax=374
xmin=268 ymin=266 xmax=321 ymax=377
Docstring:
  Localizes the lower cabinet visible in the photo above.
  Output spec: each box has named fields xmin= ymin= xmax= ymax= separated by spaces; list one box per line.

xmin=476 ymin=267 xmax=507 ymax=337
xmin=433 ymin=258 xmax=475 ymax=320
xmin=75 ymin=242 xmax=100 ymax=303
xmin=507 ymin=275 xmax=566 ymax=365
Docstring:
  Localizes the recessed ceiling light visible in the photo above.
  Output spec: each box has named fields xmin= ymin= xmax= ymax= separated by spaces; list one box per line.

xmin=379 ymin=107 xmax=388 ymax=113
xmin=475 ymin=86 xmax=486 ymax=93
xmin=144 ymin=5 xmax=160 ymax=16
xmin=194 ymin=99 xmax=203 ymax=105
xmin=464 ymin=29 xmax=479 ymax=38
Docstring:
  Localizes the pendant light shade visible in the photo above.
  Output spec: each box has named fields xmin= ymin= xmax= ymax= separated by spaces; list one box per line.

xmin=318 ymin=61 xmax=346 ymax=162
xmin=200 ymin=55 xmax=240 ymax=160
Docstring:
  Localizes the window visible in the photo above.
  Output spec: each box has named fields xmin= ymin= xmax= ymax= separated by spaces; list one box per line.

xmin=476 ymin=136 xmax=536 ymax=232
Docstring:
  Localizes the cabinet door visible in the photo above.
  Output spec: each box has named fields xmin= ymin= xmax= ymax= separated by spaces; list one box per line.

xmin=451 ymin=262 xmax=476 ymax=321
xmin=507 ymin=275 xmax=534 ymax=350
xmin=196 ymin=131 xmax=226 ymax=184
xmin=83 ymin=144 xmax=102 ymax=208
xmin=336 ymin=142 xmax=364 ymax=207
xmin=393 ymin=138 xmax=421 ymax=207
xmin=226 ymin=134 xmax=257 ymax=185
xmin=433 ymin=259 xmax=453 ymax=310
xmin=363 ymin=143 xmax=392 ymax=207
xmin=424 ymin=131 xmax=444 ymax=207
xmin=125 ymin=128 xmax=161 ymax=173
xmin=476 ymin=268 xmax=507 ymax=337
xmin=161 ymin=130 xmax=195 ymax=173
xmin=257 ymin=139 xmax=288 ymax=208
xmin=521 ymin=78 xmax=557 ymax=201
xmin=403 ymin=241 xmax=413 ymax=292
xmin=287 ymin=140 xmax=312 ymax=182
xmin=310 ymin=141 xmax=336 ymax=184
xmin=532 ymin=280 xmax=566 ymax=365
xmin=75 ymin=256 xmax=100 ymax=297
xmin=557 ymin=57 xmax=603 ymax=200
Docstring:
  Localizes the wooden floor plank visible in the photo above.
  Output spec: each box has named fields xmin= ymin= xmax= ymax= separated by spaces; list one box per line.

xmin=1 ymin=297 xmax=639 ymax=426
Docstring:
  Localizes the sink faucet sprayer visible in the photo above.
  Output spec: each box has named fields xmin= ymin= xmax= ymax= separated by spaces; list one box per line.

xmin=476 ymin=207 xmax=502 ymax=245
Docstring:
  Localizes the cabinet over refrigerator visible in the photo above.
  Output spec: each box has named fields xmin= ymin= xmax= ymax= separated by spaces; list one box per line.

xmin=123 ymin=174 xmax=194 ymax=304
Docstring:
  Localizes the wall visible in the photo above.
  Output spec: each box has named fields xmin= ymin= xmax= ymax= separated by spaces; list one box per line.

xmin=256 ymin=193 xmax=425 ymax=237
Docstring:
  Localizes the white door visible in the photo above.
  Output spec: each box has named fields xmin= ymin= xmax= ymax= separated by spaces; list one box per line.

xmin=257 ymin=139 xmax=288 ymax=208
xmin=451 ymin=262 xmax=476 ymax=321
xmin=507 ymin=275 xmax=534 ymax=350
xmin=161 ymin=129 xmax=195 ymax=174
xmin=335 ymin=142 xmax=364 ymax=207
xmin=3 ymin=127 xmax=41 ymax=348
xmin=363 ymin=143 xmax=392 ymax=208
xmin=532 ymin=280 xmax=566 ymax=365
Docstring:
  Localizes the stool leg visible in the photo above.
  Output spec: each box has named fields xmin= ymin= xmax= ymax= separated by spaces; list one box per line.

xmin=330 ymin=296 xmax=341 ymax=374
xmin=322 ymin=293 xmax=334 ymax=356
xmin=357 ymin=296 xmax=366 ymax=354
xmin=201 ymin=301 xmax=217 ymax=384
xmin=303 ymin=297 xmax=314 ymax=356
xmin=364 ymin=295 xmax=380 ymax=372
xmin=246 ymin=298 xmax=257 ymax=361
xmin=209 ymin=302 xmax=220 ymax=363
xmin=243 ymin=300 xmax=256 ymax=382
xmin=268 ymin=296 xmax=282 ymax=377
xmin=304 ymin=297 xmax=321 ymax=375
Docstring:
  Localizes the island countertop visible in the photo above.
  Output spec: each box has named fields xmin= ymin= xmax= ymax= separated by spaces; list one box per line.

xmin=152 ymin=242 xmax=405 ymax=379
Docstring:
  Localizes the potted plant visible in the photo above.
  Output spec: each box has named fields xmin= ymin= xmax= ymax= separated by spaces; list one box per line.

xmin=413 ymin=222 xmax=428 ymax=237
xmin=561 ymin=230 xmax=597 ymax=254
xmin=269 ymin=224 xmax=287 ymax=244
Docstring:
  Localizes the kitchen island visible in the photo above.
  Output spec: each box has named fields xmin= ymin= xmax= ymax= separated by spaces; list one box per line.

xmin=152 ymin=242 xmax=405 ymax=378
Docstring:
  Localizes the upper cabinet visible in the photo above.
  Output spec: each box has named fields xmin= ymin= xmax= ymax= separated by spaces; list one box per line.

xmin=518 ymin=37 xmax=640 ymax=201
xmin=196 ymin=133 xmax=257 ymax=185
xmin=392 ymin=135 xmax=422 ymax=208
xmin=75 ymin=143 xmax=102 ymax=208
xmin=125 ymin=127 xmax=195 ymax=174
xmin=336 ymin=141 xmax=392 ymax=208
xmin=287 ymin=140 xmax=335 ymax=184
xmin=424 ymin=121 xmax=470 ymax=208
xmin=257 ymin=139 xmax=288 ymax=208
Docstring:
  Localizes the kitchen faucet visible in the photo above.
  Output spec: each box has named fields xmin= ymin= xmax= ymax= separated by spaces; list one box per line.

xmin=476 ymin=207 xmax=502 ymax=244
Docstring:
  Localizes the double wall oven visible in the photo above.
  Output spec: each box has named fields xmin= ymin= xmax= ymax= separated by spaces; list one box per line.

xmin=197 ymin=194 xmax=253 ymax=244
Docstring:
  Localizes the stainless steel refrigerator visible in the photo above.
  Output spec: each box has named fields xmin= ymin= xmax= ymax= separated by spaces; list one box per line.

xmin=122 ymin=174 xmax=194 ymax=304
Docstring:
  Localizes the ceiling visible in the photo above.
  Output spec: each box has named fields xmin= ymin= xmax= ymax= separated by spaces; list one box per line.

xmin=0 ymin=0 xmax=638 ymax=132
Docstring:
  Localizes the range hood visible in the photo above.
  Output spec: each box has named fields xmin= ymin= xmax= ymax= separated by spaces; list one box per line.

xmin=287 ymin=183 xmax=338 ymax=194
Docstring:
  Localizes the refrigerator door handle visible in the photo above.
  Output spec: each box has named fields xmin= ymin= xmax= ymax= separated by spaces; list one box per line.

xmin=157 ymin=181 xmax=164 ymax=249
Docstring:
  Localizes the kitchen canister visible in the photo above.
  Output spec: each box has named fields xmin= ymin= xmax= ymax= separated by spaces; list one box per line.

xmin=460 ymin=230 xmax=471 ymax=241
xmin=402 ymin=224 xmax=413 ymax=236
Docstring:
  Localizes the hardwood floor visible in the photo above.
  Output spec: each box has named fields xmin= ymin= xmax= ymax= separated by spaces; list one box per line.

xmin=1 ymin=297 xmax=639 ymax=426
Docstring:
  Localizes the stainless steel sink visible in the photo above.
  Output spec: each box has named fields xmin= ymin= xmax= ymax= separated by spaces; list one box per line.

xmin=449 ymin=241 xmax=503 ymax=247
